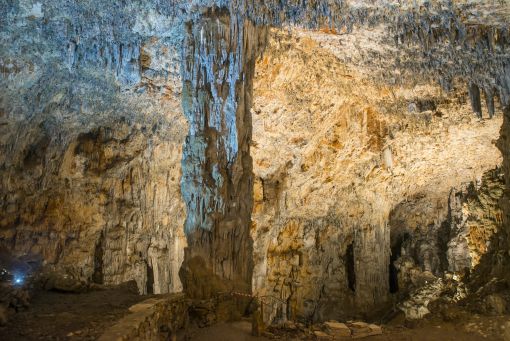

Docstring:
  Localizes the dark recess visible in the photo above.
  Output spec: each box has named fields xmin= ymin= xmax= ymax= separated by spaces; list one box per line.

xmin=92 ymin=232 xmax=104 ymax=284
xmin=146 ymin=262 xmax=154 ymax=294
xmin=346 ymin=243 xmax=356 ymax=292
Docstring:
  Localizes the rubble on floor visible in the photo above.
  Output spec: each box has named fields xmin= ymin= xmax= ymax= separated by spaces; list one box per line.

xmin=262 ymin=320 xmax=383 ymax=339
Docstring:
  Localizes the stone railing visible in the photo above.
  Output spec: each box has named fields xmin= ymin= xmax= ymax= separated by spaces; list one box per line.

xmin=98 ymin=293 xmax=188 ymax=341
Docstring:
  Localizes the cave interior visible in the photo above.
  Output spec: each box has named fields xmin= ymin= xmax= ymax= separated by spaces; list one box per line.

xmin=1 ymin=0 xmax=510 ymax=340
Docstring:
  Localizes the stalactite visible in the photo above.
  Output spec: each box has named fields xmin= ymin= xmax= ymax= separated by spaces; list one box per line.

xmin=354 ymin=222 xmax=391 ymax=309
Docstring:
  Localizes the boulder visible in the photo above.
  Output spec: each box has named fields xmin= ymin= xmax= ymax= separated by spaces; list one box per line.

xmin=486 ymin=294 xmax=507 ymax=315
xmin=42 ymin=271 xmax=86 ymax=293
xmin=324 ymin=321 xmax=351 ymax=337
xmin=368 ymin=324 xmax=383 ymax=336
xmin=350 ymin=322 xmax=371 ymax=338
xmin=503 ymin=321 xmax=510 ymax=341
xmin=349 ymin=321 xmax=383 ymax=339
xmin=314 ymin=330 xmax=333 ymax=340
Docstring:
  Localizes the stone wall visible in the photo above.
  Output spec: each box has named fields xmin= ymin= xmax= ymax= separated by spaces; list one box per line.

xmin=98 ymin=294 xmax=188 ymax=341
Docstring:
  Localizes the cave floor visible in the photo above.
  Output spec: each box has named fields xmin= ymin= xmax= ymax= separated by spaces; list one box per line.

xmin=0 ymin=286 xmax=152 ymax=341
xmin=1 ymin=288 xmax=508 ymax=340
xmin=188 ymin=320 xmax=268 ymax=340
xmin=190 ymin=315 xmax=509 ymax=341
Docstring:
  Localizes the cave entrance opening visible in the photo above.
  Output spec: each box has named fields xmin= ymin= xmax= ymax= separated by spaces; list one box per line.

xmin=92 ymin=232 xmax=104 ymax=284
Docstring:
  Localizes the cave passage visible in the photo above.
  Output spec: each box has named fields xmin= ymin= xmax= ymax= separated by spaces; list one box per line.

xmin=389 ymin=237 xmax=404 ymax=294
xmin=92 ymin=232 xmax=104 ymax=284
xmin=146 ymin=262 xmax=154 ymax=294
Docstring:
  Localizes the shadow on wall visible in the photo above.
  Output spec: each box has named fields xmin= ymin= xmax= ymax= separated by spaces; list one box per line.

xmin=387 ymin=167 xmax=507 ymax=302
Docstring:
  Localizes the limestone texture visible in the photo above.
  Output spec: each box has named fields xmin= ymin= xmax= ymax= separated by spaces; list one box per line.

xmin=179 ymin=9 xmax=268 ymax=298
xmin=0 ymin=0 xmax=509 ymax=331
xmin=251 ymin=28 xmax=503 ymax=322
xmin=0 ymin=1 xmax=187 ymax=295
xmin=98 ymin=294 xmax=188 ymax=341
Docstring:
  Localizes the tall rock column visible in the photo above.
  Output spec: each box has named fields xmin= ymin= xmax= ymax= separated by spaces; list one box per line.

xmin=496 ymin=63 xmax=510 ymax=281
xmin=179 ymin=8 xmax=267 ymax=298
xmin=498 ymin=103 xmax=510 ymax=279
xmin=354 ymin=222 xmax=390 ymax=311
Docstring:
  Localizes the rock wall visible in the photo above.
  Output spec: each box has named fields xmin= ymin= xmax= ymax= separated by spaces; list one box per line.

xmin=446 ymin=168 xmax=505 ymax=273
xmin=390 ymin=167 xmax=505 ymax=297
xmin=250 ymin=28 xmax=503 ymax=323
xmin=495 ymin=105 xmax=510 ymax=284
xmin=0 ymin=0 xmax=509 ymax=325
xmin=0 ymin=1 xmax=187 ymax=294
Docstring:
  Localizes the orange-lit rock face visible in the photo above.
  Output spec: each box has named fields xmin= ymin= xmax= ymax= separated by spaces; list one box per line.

xmin=0 ymin=117 xmax=187 ymax=294
xmin=251 ymin=29 xmax=503 ymax=321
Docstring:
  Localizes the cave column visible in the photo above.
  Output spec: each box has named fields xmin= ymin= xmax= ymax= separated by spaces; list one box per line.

xmin=498 ymin=104 xmax=510 ymax=271
xmin=496 ymin=60 xmax=510 ymax=276
xmin=180 ymin=8 xmax=267 ymax=297
xmin=354 ymin=222 xmax=390 ymax=309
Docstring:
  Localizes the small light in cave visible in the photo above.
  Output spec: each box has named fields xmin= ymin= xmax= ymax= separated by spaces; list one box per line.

xmin=14 ymin=276 xmax=23 ymax=285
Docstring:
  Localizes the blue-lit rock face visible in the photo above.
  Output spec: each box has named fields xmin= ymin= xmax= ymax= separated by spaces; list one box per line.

xmin=181 ymin=11 xmax=259 ymax=234
xmin=0 ymin=1 xmax=188 ymax=295
xmin=179 ymin=8 xmax=267 ymax=296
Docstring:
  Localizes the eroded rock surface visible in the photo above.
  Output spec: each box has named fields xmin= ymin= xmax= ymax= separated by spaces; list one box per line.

xmin=251 ymin=28 xmax=504 ymax=322
xmin=179 ymin=9 xmax=268 ymax=298
xmin=0 ymin=2 xmax=187 ymax=295
xmin=0 ymin=0 xmax=509 ymax=332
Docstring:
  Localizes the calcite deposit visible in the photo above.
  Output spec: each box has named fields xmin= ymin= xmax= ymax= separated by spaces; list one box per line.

xmin=0 ymin=2 xmax=187 ymax=295
xmin=179 ymin=9 xmax=268 ymax=298
xmin=0 ymin=0 xmax=509 ymax=339
xmin=250 ymin=27 xmax=504 ymax=322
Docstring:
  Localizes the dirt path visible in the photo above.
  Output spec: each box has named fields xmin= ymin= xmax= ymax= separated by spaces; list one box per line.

xmin=0 ymin=286 xmax=152 ymax=341
xmin=189 ymin=321 xmax=269 ymax=341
